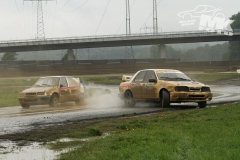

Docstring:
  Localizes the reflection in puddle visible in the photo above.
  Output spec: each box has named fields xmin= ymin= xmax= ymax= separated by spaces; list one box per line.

xmin=0 ymin=133 xmax=110 ymax=160
xmin=0 ymin=141 xmax=58 ymax=160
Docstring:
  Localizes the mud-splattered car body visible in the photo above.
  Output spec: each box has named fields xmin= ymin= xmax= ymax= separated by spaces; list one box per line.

xmin=18 ymin=76 xmax=84 ymax=108
xmin=119 ymin=69 xmax=212 ymax=108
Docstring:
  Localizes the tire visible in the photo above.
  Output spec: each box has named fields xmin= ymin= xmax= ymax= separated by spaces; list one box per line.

xmin=198 ymin=102 xmax=207 ymax=108
xmin=21 ymin=104 xmax=30 ymax=109
xmin=49 ymin=94 xmax=59 ymax=107
xmin=124 ymin=90 xmax=136 ymax=107
xmin=161 ymin=90 xmax=170 ymax=108
xmin=75 ymin=94 xmax=85 ymax=105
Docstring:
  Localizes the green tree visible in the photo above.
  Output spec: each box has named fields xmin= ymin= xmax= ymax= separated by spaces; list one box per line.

xmin=1 ymin=52 xmax=17 ymax=61
xmin=222 ymin=12 xmax=240 ymax=60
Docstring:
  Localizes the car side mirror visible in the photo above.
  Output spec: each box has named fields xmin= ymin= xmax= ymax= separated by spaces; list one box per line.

xmin=80 ymin=80 xmax=83 ymax=83
xmin=60 ymin=84 xmax=63 ymax=88
xmin=149 ymin=79 xmax=157 ymax=83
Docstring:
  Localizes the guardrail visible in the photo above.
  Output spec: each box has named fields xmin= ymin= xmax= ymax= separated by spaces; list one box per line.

xmin=0 ymin=29 xmax=239 ymax=47
xmin=0 ymin=58 xmax=180 ymax=68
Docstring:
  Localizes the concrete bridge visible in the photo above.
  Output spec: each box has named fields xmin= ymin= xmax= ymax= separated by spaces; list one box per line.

xmin=1 ymin=30 xmax=240 ymax=59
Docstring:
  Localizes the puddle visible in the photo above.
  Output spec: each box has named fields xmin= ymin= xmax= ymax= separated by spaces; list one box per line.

xmin=57 ymin=132 xmax=110 ymax=143
xmin=0 ymin=133 xmax=110 ymax=160
xmin=0 ymin=141 xmax=58 ymax=160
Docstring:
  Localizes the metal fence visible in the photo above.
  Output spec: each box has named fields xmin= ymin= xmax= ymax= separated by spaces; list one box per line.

xmin=0 ymin=58 xmax=180 ymax=68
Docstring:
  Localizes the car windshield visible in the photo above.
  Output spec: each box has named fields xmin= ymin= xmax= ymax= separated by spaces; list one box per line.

xmin=33 ymin=77 xmax=58 ymax=87
xmin=157 ymin=72 xmax=191 ymax=81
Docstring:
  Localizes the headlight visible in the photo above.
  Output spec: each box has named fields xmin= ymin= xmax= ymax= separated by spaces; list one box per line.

xmin=37 ymin=92 xmax=46 ymax=96
xmin=175 ymin=86 xmax=189 ymax=92
xmin=201 ymin=87 xmax=211 ymax=92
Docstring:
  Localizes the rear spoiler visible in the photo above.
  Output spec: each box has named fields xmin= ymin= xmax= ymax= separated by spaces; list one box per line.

xmin=122 ymin=75 xmax=132 ymax=82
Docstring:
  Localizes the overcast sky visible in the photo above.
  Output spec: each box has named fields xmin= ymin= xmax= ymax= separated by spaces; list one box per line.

xmin=0 ymin=0 xmax=239 ymax=41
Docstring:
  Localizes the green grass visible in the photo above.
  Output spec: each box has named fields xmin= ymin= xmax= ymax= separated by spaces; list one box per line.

xmin=0 ymin=79 xmax=37 ymax=86
xmin=57 ymin=104 xmax=240 ymax=160
xmin=0 ymin=87 xmax=28 ymax=107
xmin=187 ymin=73 xmax=240 ymax=83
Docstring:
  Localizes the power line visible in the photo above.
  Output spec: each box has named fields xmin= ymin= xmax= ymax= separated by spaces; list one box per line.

xmin=15 ymin=0 xmax=21 ymax=12
xmin=94 ymin=0 xmax=111 ymax=35
xmin=55 ymin=0 xmax=70 ymax=12
xmin=64 ymin=0 xmax=90 ymax=12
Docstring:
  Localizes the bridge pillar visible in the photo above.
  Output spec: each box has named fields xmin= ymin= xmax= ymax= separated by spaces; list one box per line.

xmin=67 ymin=49 xmax=75 ymax=60
xmin=159 ymin=44 xmax=166 ymax=58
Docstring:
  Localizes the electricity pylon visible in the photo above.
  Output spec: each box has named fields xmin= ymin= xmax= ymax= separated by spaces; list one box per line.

xmin=153 ymin=0 xmax=158 ymax=34
xmin=24 ymin=0 xmax=55 ymax=40
xmin=125 ymin=0 xmax=134 ymax=59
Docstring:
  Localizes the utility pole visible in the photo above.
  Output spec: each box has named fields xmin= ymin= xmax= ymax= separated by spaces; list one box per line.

xmin=24 ymin=0 xmax=55 ymax=40
xmin=125 ymin=0 xmax=134 ymax=59
xmin=153 ymin=0 xmax=158 ymax=34
xmin=37 ymin=0 xmax=45 ymax=40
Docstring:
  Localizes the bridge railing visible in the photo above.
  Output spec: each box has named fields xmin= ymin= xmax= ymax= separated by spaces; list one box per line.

xmin=0 ymin=58 xmax=181 ymax=68
xmin=1 ymin=29 xmax=240 ymax=46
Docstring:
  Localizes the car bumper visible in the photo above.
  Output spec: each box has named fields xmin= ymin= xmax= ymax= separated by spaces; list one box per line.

xmin=18 ymin=96 xmax=51 ymax=105
xmin=170 ymin=92 xmax=213 ymax=102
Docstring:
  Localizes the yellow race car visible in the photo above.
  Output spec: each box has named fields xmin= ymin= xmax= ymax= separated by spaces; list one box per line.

xmin=119 ymin=69 xmax=212 ymax=108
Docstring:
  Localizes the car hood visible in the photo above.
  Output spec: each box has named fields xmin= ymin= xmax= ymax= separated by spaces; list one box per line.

xmin=166 ymin=81 xmax=206 ymax=87
xmin=22 ymin=86 xmax=53 ymax=93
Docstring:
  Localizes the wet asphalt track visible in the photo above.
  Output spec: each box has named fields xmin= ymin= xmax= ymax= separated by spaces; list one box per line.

xmin=0 ymin=84 xmax=240 ymax=135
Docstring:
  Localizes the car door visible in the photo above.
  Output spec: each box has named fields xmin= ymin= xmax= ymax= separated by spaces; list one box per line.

xmin=59 ymin=77 xmax=70 ymax=102
xmin=66 ymin=77 xmax=80 ymax=101
xmin=142 ymin=70 xmax=158 ymax=100
xmin=130 ymin=71 xmax=147 ymax=99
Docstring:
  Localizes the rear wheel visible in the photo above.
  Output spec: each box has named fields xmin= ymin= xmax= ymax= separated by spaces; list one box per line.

xmin=21 ymin=104 xmax=30 ymax=109
xmin=198 ymin=102 xmax=207 ymax=108
xmin=49 ymin=94 xmax=59 ymax=107
xmin=161 ymin=90 xmax=170 ymax=108
xmin=124 ymin=90 xmax=136 ymax=107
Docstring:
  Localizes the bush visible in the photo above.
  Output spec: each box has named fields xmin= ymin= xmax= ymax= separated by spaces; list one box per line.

xmin=88 ymin=128 xmax=102 ymax=136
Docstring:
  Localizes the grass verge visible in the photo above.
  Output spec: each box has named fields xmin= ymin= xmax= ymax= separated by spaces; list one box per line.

xmin=0 ymin=87 xmax=28 ymax=107
xmin=57 ymin=104 xmax=240 ymax=160
xmin=187 ymin=73 xmax=240 ymax=83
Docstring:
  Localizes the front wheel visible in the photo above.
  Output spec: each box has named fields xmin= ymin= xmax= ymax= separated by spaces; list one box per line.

xmin=124 ymin=90 xmax=136 ymax=107
xmin=161 ymin=90 xmax=170 ymax=108
xmin=49 ymin=94 xmax=59 ymax=107
xmin=198 ymin=102 xmax=207 ymax=108
xmin=21 ymin=104 xmax=30 ymax=109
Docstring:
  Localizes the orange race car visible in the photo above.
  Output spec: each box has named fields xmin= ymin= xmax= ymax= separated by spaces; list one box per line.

xmin=119 ymin=69 xmax=212 ymax=108
xmin=18 ymin=76 xmax=85 ymax=108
